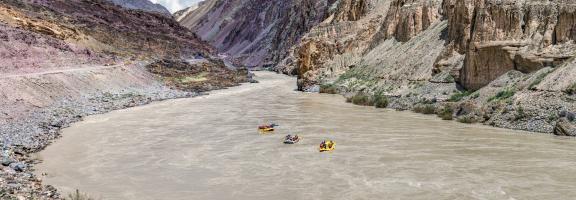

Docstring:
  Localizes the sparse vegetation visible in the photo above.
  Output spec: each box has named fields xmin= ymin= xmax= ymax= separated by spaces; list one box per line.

xmin=67 ymin=189 xmax=95 ymax=200
xmin=444 ymin=75 xmax=455 ymax=83
xmin=319 ymin=83 xmax=338 ymax=94
xmin=528 ymin=71 xmax=550 ymax=90
xmin=413 ymin=104 xmax=436 ymax=114
xmin=514 ymin=105 xmax=527 ymax=121
xmin=488 ymin=88 xmax=516 ymax=102
xmin=437 ymin=105 xmax=454 ymax=120
xmin=565 ymin=83 xmax=576 ymax=95
xmin=348 ymin=93 xmax=374 ymax=106
xmin=373 ymin=94 xmax=389 ymax=108
xmin=548 ymin=112 xmax=559 ymax=122
xmin=457 ymin=115 xmax=477 ymax=124
xmin=471 ymin=92 xmax=480 ymax=99
xmin=448 ymin=90 xmax=471 ymax=102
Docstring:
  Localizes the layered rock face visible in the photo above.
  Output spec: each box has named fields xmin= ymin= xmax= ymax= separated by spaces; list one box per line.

xmin=178 ymin=0 xmax=333 ymax=67
xmin=440 ymin=0 xmax=576 ymax=90
xmin=270 ymin=0 xmax=576 ymax=134
xmin=378 ymin=0 xmax=441 ymax=42
xmin=281 ymin=0 xmax=448 ymax=90
xmin=108 ymin=0 xmax=172 ymax=16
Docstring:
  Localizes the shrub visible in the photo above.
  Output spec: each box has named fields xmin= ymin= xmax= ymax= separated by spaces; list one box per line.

xmin=414 ymin=104 xmax=436 ymax=114
xmin=448 ymin=91 xmax=471 ymax=102
xmin=471 ymin=92 xmax=480 ymax=99
xmin=67 ymin=189 xmax=95 ymax=200
xmin=319 ymin=84 xmax=338 ymax=94
xmin=373 ymin=94 xmax=389 ymax=108
xmin=422 ymin=105 xmax=436 ymax=114
xmin=348 ymin=93 xmax=374 ymax=106
xmin=514 ymin=105 xmax=527 ymax=121
xmin=457 ymin=115 xmax=477 ymax=124
xmin=437 ymin=105 xmax=454 ymax=120
xmin=528 ymin=71 xmax=550 ymax=90
xmin=565 ymin=83 xmax=576 ymax=95
xmin=444 ymin=75 xmax=455 ymax=83
xmin=488 ymin=88 xmax=516 ymax=102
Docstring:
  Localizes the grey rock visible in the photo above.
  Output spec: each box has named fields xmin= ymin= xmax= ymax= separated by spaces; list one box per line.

xmin=9 ymin=162 xmax=26 ymax=172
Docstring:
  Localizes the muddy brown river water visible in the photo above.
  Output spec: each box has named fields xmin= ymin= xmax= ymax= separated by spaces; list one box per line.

xmin=37 ymin=72 xmax=576 ymax=200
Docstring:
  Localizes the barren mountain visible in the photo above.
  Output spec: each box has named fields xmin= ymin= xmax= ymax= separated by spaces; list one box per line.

xmin=178 ymin=0 xmax=335 ymax=67
xmin=108 ymin=0 xmax=172 ymax=16
xmin=174 ymin=1 xmax=202 ymax=21
xmin=0 ymin=1 xmax=249 ymax=198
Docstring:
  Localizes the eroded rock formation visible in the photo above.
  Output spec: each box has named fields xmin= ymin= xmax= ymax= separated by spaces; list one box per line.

xmin=439 ymin=0 xmax=576 ymax=90
xmin=269 ymin=0 xmax=576 ymax=134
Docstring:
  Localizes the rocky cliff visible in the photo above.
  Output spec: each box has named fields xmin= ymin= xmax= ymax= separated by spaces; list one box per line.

xmin=277 ymin=0 xmax=576 ymax=136
xmin=177 ymin=0 xmax=334 ymax=67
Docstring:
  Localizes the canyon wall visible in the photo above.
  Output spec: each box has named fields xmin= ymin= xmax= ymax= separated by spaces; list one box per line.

xmin=178 ymin=0 xmax=334 ymax=67
xmin=282 ymin=0 xmax=576 ymax=135
xmin=176 ymin=0 xmax=576 ymax=134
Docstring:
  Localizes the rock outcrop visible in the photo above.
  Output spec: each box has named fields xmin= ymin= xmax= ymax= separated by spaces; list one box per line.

xmin=379 ymin=0 xmax=442 ymax=42
xmin=439 ymin=0 xmax=576 ymax=90
xmin=272 ymin=0 xmax=576 ymax=135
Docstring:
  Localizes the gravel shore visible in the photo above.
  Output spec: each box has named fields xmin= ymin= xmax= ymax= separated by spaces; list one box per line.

xmin=0 ymin=59 xmax=252 ymax=199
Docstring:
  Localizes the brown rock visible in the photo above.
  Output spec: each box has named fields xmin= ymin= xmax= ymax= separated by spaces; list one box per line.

xmin=554 ymin=118 xmax=576 ymax=136
xmin=381 ymin=0 xmax=441 ymax=42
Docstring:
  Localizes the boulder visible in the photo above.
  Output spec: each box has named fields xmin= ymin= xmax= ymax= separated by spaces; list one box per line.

xmin=554 ymin=118 xmax=576 ymax=136
xmin=9 ymin=162 xmax=26 ymax=172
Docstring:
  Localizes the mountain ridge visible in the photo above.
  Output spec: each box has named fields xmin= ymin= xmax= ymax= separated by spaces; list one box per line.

xmin=108 ymin=0 xmax=172 ymax=16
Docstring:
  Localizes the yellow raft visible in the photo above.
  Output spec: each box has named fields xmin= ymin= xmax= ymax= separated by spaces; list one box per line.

xmin=259 ymin=127 xmax=275 ymax=132
xmin=319 ymin=140 xmax=335 ymax=152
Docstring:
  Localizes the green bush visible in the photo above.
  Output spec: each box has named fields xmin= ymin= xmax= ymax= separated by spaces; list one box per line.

xmin=348 ymin=93 xmax=374 ymax=106
xmin=471 ymin=92 xmax=480 ymax=99
xmin=413 ymin=104 xmax=436 ymax=114
xmin=373 ymin=94 xmax=389 ymax=108
xmin=565 ymin=83 xmax=576 ymax=95
xmin=319 ymin=84 xmax=338 ymax=94
xmin=528 ymin=71 xmax=550 ymax=90
xmin=448 ymin=91 xmax=471 ymax=102
xmin=457 ymin=115 xmax=477 ymax=124
xmin=514 ymin=105 xmax=527 ymax=121
xmin=488 ymin=88 xmax=516 ymax=102
xmin=437 ymin=105 xmax=454 ymax=120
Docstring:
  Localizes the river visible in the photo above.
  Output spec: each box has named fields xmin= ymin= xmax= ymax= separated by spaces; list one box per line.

xmin=37 ymin=72 xmax=576 ymax=200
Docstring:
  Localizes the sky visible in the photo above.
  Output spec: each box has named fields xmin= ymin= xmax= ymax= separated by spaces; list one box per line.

xmin=150 ymin=0 xmax=203 ymax=13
